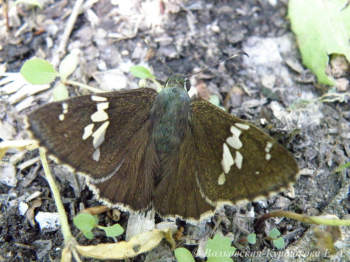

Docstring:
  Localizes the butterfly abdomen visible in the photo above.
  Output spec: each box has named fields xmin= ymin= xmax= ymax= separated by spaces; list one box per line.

xmin=150 ymin=87 xmax=192 ymax=162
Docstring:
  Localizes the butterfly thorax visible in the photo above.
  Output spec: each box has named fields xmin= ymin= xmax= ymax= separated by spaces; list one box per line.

xmin=163 ymin=74 xmax=188 ymax=89
xmin=150 ymin=75 xmax=192 ymax=171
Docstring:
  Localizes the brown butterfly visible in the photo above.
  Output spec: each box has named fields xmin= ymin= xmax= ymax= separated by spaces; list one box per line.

xmin=26 ymin=73 xmax=299 ymax=223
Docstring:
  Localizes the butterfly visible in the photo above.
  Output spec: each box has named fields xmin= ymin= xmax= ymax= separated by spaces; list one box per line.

xmin=26 ymin=73 xmax=299 ymax=223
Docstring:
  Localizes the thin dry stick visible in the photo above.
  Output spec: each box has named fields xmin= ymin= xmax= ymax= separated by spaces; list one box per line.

xmin=51 ymin=0 xmax=85 ymax=68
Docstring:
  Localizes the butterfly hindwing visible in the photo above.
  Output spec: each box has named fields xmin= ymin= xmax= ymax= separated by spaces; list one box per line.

xmin=153 ymin=122 xmax=215 ymax=221
xmin=27 ymin=88 xmax=159 ymax=211
xmin=190 ymin=99 xmax=299 ymax=206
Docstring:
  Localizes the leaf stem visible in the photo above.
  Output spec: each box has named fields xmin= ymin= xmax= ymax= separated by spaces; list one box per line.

xmin=65 ymin=80 xmax=105 ymax=93
xmin=39 ymin=149 xmax=78 ymax=258
xmin=255 ymin=210 xmax=350 ymax=233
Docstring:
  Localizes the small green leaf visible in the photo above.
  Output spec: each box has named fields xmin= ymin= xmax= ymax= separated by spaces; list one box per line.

xmin=273 ymin=237 xmax=285 ymax=249
xmin=247 ymin=233 xmax=256 ymax=244
xmin=209 ymin=95 xmax=220 ymax=106
xmin=14 ymin=0 xmax=42 ymax=9
xmin=174 ymin=248 xmax=195 ymax=262
xmin=73 ymin=213 xmax=97 ymax=232
xmin=269 ymin=228 xmax=281 ymax=238
xmin=52 ymin=82 xmax=69 ymax=101
xmin=84 ymin=231 xmax=94 ymax=240
xmin=20 ymin=58 xmax=59 ymax=85
xmin=334 ymin=162 xmax=350 ymax=173
xmin=262 ymin=87 xmax=278 ymax=100
xmin=130 ymin=65 xmax=155 ymax=79
xmin=59 ymin=54 xmax=79 ymax=80
xmin=98 ymin=224 xmax=124 ymax=237
xmin=206 ymin=234 xmax=236 ymax=262
xmin=209 ymin=95 xmax=226 ymax=111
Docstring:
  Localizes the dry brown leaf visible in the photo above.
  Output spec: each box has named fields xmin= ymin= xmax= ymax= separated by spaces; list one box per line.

xmin=79 ymin=206 xmax=112 ymax=216
xmin=76 ymin=228 xmax=174 ymax=259
xmin=26 ymin=199 xmax=43 ymax=227
xmin=0 ymin=140 xmax=38 ymax=159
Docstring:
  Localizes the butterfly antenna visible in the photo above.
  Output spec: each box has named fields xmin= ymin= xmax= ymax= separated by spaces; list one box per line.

xmin=186 ymin=51 xmax=248 ymax=78
xmin=142 ymin=37 xmax=173 ymax=75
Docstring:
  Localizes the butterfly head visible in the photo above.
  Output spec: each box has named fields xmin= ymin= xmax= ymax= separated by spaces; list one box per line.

xmin=164 ymin=74 xmax=191 ymax=91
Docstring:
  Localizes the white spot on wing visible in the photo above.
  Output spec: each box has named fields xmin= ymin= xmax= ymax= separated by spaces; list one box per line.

xmin=235 ymin=123 xmax=250 ymax=130
xmin=218 ymin=173 xmax=226 ymax=185
xmin=266 ymin=153 xmax=271 ymax=161
xmin=230 ymin=126 xmax=241 ymax=137
xmin=235 ymin=151 xmax=243 ymax=169
xmin=59 ymin=103 xmax=69 ymax=121
xmin=226 ymin=125 xmax=243 ymax=150
xmin=221 ymin=143 xmax=234 ymax=174
xmin=265 ymin=142 xmax=273 ymax=160
xmin=92 ymin=121 xmax=109 ymax=148
xmin=83 ymin=123 xmax=95 ymax=140
xmin=91 ymin=111 xmax=108 ymax=122
xmin=265 ymin=141 xmax=273 ymax=152
xmin=226 ymin=136 xmax=242 ymax=150
xmin=92 ymin=148 xmax=100 ymax=161
xmin=62 ymin=102 xmax=68 ymax=113
xmin=97 ymin=102 xmax=109 ymax=110
xmin=91 ymin=95 xmax=107 ymax=101
xmin=91 ymin=102 xmax=109 ymax=122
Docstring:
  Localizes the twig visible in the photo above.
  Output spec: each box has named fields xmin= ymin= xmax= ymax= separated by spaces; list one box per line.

xmin=65 ymin=79 xmax=105 ymax=93
xmin=5 ymin=0 xmax=10 ymax=29
xmin=51 ymin=0 xmax=85 ymax=68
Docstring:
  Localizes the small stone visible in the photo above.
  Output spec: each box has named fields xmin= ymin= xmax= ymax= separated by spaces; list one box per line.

xmin=18 ymin=201 xmax=29 ymax=216
xmin=35 ymin=212 xmax=60 ymax=232
xmin=0 ymin=162 xmax=17 ymax=187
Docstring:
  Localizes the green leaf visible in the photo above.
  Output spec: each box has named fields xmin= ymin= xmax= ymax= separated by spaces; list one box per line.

xmin=209 ymin=95 xmax=226 ymax=111
xmin=174 ymin=248 xmax=195 ymax=262
xmin=84 ymin=231 xmax=94 ymax=240
xmin=247 ymin=233 xmax=256 ymax=244
xmin=273 ymin=237 xmax=285 ymax=249
xmin=20 ymin=58 xmax=59 ymax=85
xmin=209 ymin=95 xmax=220 ymax=106
xmin=262 ymin=87 xmax=278 ymax=100
xmin=288 ymin=0 xmax=350 ymax=85
xmin=59 ymin=54 xmax=79 ymax=80
xmin=98 ymin=224 xmax=124 ymax=237
xmin=334 ymin=162 xmax=350 ymax=173
xmin=269 ymin=228 xmax=281 ymax=238
xmin=73 ymin=213 xmax=97 ymax=232
xmin=130 ymin=65 xmax=155 ymax=79
xmin=52 ymin=82 xmax=69 ymax=102
xmin=206 ymin=234 xmax=236 ymax=262
xmin=14 ymin=0 xmax=42 ymax=9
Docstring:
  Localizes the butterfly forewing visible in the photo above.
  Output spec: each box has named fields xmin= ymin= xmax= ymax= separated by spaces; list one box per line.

xmin=27 ymin=88 xmax=159 ymax=212
xmin=27 ymin=88 xmax=158 ymax=179
xmin=190 ymin=99 xmax=299 ymax=206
